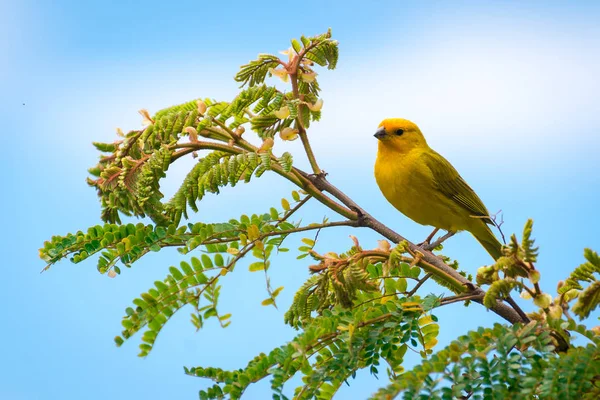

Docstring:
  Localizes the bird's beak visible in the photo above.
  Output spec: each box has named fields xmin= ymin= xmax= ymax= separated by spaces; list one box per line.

xmin=374 ymin=127 xmax=386 ymax=140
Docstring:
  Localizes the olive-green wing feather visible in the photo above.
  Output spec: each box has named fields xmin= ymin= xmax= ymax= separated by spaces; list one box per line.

xmin=421 ymin=151 xmax=493 ymax=224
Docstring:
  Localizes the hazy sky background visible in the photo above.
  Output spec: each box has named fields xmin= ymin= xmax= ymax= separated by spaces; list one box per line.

xmin=2 ymin=1 xmax=599 ymax=399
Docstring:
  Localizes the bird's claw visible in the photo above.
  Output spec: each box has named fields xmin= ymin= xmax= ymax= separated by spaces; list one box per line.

xmin=418 ymin=228 xmax=440 ymax=249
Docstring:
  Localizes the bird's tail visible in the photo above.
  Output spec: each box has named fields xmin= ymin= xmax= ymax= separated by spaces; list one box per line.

xmin=472 ymin=225 xmax=503 ymax=261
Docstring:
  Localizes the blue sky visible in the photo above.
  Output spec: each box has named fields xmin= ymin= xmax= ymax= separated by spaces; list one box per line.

xmin=2 ymin=0 xmax=599 ymax=399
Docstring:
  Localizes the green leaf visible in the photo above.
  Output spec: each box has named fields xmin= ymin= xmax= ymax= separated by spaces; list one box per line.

xmin=397 ymin=278 xmax=408 ymax=293
xmin=291 ymin=39 xmax=302 ymax=54
xmin=409 ymin=266 xmax=421 ymax=279
xmin=483 ymin=279 xmax=516 ymax=308
xmin=169 ymin=266 xmax=183 ymax=280
xmin=269 ymin=207 xmax=279 ymax=220
xmin=156 ymin=226 xmax=167 ymax=239
xmin=180 ymin=261 xmax=193 ymax=276
xmin=235 ymin=54 xmax=281 ymax=87
xmin=272 ymin=286 xmax=284 ymax=298
xmin=201 ymin=254 xmax=213 ymax=269
xmin=572 ymin=280 xmax=600 ymax=319
xmin=301 ymin=238 xmax=315 ymax=246
xmin=261 ymin=298 xmax=275 ymax=306
xmin=191 ymin=257 xmax=203 ymax=271
xmin=384 ymin=279 xmax=397 ymax=295
xmin=149 ymin=244 xmax=161 ymax=252
xmin=219 ymin=313 xmax=232 ymax=322
xmin=249 ymin=262 xmax=265 ymax=272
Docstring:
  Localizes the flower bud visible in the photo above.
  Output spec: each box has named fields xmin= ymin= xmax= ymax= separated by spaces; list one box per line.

xmin=476 ymin=265 xmax=497 ymax=285
xmin=349 ymin=235 xmax=360 ymax=249
xmin=184 ymin=126 xmax=198 ymax=142
xmin=533 ymin=293 xmax=552 ymax=309
xmin=299 ymin=71 xmax=317 ymax=82
xmin=138 ymin=109 xmax=154 ymax=126
xmin=268 ymin=67 xmax=290 ymax=83
xmin=197 ymin=100 xmax=207 ymax=115
xmin=591 ymin=326 xmax=600 ymax=336
xmin=309 ymin=264 xmax=326 ymax=272
xmin=529 ymin=270 xmax=540 ymax=284
xmin=307 ymin=98 xmax=323 ymax=112
xmin=258 ymin=137 xmax=274 ymax=153
xmin=107 ymin=270 xmax=117 ymax=278
xmin=273 ymin=106 xmax=290 ymax=119
xmin=116 ymin=127 xmax=125 ymax=137
xmin=377 ymin=240 xmax=391 ymax=252
xmin=279 ymin=127 xmax=299 ymax=141
xmin=279 ymin=47 xmax=295 ymax=62
xmin=520 ymin=290 xmax=532 ymax=300
xmin=563 ymin=289 xmax=579 ymax=302
xmin=548 ymin=304 xmax=562 ymax=320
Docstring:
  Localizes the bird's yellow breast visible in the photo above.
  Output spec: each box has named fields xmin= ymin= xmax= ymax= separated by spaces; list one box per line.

xmin=374 ymin=146 xmax=466 ymax=231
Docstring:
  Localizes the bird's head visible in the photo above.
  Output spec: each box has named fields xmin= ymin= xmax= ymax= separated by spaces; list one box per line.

xmin=374 ymin=118 xmax=428 ymax=154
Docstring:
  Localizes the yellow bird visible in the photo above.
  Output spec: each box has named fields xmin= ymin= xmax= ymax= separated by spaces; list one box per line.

xmin=374 ymin=118 xmax=502 ymax=260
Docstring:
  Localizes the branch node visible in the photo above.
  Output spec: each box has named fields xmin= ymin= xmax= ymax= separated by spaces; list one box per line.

xmin=349 ymin=205 xmax=368 ymax=227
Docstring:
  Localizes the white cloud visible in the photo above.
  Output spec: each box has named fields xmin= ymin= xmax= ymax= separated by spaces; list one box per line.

xmin=46 ymin=18 xmax=600 ymax=191
xmin=310 ymin=25 xmax=600 ymax=165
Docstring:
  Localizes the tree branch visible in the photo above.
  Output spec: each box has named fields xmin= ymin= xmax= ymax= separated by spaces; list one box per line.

xmin=172 ymin=139 xmax=524 ymax=324
xmin=290 ymin=71 xmax=321 ymax=175
xmin=172 ymin=141 xmax=240 ymax=159
xmin=505 ymin=295 xmax=530 ymax=323
xmin=297 ymin=171 xmax=525 ymax=325
xmin=174 ymin=140 xmax=356 ymax=220
xmin=168 ymin=96 xmax=525 ymax=325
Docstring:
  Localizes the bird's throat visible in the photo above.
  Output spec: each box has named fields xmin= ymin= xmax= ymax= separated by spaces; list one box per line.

xmin=377 ymin=140 xmax=413 ymax=159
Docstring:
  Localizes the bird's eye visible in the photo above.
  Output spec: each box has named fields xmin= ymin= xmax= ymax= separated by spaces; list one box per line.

xmin=395 ymin=129 xmax=404 ymax=136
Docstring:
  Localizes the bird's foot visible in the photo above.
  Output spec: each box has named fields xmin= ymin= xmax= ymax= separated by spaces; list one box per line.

xmin=420 ymin=230 xmax=457 ymax=251
xmin=417 ymin=228 xmax=440 ymax=248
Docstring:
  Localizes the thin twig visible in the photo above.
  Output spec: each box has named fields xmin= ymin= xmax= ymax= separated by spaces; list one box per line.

xmin=440 ymin=293 xmax=484 ymax=306
xmin=491 ymin=209 xmax=507 ymax=244
xmin=289 ymin=73 xmax=321 ymax=175
xmin=407 ymin=273 xmax=433 ymax=296
xmin=423 ymin=231 xmax=456 ymax=251
xmin=291 ymin=172 xmax=357 ymax=220
xmin=171 ymin=141 xmax=241 ymax=160
xmin=351 ymin=292 xmax=409 ymax=310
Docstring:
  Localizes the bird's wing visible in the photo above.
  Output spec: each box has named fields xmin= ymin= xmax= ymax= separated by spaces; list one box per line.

xmin=420 ymin=151 xmax=493 ymax=224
